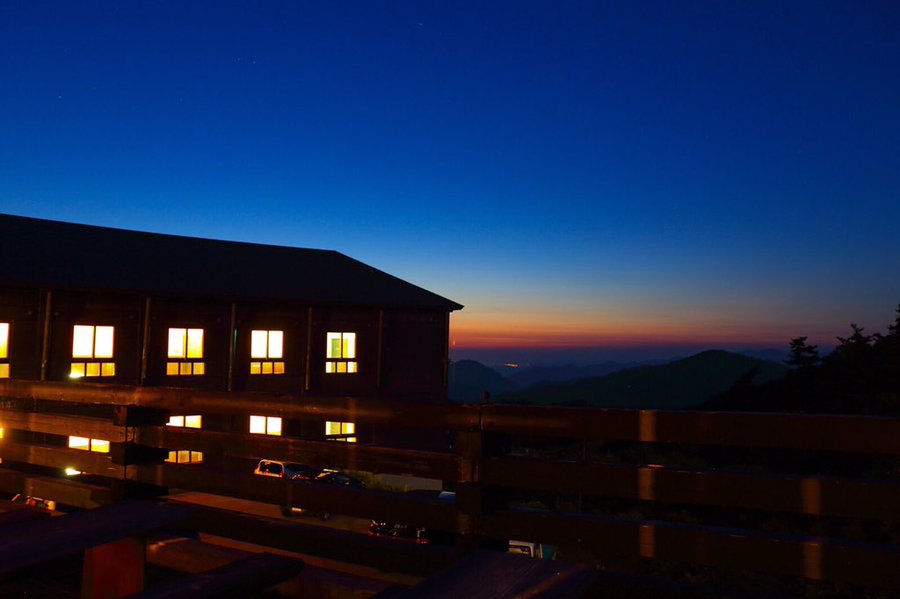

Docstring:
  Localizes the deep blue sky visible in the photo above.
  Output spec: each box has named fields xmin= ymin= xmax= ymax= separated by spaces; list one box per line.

xmin=2 ymin=1 xmax=899 ymax=362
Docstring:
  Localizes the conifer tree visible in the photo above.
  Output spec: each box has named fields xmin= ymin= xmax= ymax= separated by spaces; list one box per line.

xmin=785 ymin=336 xmax=821 ymax=368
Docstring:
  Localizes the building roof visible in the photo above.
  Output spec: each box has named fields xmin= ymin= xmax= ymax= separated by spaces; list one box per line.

xmin=0 ymin=214 xmax=463 ymax=311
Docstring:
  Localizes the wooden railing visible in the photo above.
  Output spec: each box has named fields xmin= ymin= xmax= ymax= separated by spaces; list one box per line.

xmin=2 ymin=379 xmax=900 ymax=595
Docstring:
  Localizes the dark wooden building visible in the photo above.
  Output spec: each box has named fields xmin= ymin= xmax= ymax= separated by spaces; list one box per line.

xmin=0 ymin=214 xmax=462 ymax=449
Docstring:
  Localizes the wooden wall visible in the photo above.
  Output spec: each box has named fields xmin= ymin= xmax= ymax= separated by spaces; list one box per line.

xmin=0 ymin=286 xmax=451 ymax=402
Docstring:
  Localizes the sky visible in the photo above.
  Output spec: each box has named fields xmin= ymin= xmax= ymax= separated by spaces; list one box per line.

xmin=2 ymin=1 xmax=899 ymax=364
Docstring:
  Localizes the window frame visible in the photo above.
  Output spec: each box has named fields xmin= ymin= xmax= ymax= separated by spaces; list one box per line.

xmin=69 ymin=324 xmax=116 ymax=379
xmin=325 ymin=331 xmax=358 ymax=374
xmin=166 ymin=327 xmax=206 ymax=376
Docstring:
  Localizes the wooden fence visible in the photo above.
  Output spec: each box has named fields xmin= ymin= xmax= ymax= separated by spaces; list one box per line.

xmin=2 ymin=379 xmax=900 ymax=595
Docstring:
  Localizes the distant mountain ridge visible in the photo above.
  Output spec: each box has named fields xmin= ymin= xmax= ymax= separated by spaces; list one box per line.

xmin=496 ymin=350 xmax=789 ymax=409
xmin=449 ymin=359 xmax=520 ymax=403
xmin=505 ymin=361 xmax=644 ymax=387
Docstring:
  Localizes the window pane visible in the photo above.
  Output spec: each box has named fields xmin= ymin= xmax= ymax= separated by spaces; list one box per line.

xmin=187 ymin=329 xmax=204 ymax=358
xmin=273 ymin=361 xmax=285 ymax=374
xmin=86 ymin=362 xmax=101 ymax=377
xmin=250 ymin=361 xmax=261 ymax=374
xmin=268 ymin=331 xmax=283 ymax=359
xmin=177 ymin=450 xmax=190 ymax=463
xmin=69 ymin=436 xmax=90 ymax=450
xmin=249 ymin=415 xmax=266 ymax=434
xmin=343 ymin=333 xmax=356 ymax=359
xmin=326 ymin=332 xmax=342 ymax=358
xmin=91 ymin=439 xmax=110 ymax=453
xmin=168 ymin=329 xmax=186 ymax=358
xmin=167 ymin=416 xmax=185 ymax=427
xmin=266 ymin=417 xmax=282 ymax=436
xmin=348 ymin=361 xmax=358 ymax=373
xmin=70 ymin=363 xmax=86 ymax=378
xmin=336 ymin=362 xmax=347 ymax=373
xmin=166 ymin=362 xmax=179 ymax=375
xmin=179 ymin=362 xmax=192 ymax=375
xmin=251 ymin=330 xmax=268 ymax=358
xmin=0 ymin=364 xmax=8 ymax=378
xmin=101 ymin=362 xmax=115 ymax=377
xmin=184 ymin=415 xmax=202 ymax=429
xmin=0 ymin=322 xmax=8 ymax=359
xmin=344 ymin=422 xmax=356 ymax=435
xmin=166 ymin=451 xmax=177 ymax=463
xmin=325 ymin=421 xmax=341 ymax=436
xmin=94 ymin=326 xmax=114 ymax=358
xmin=325 ymin=361 xmax=334 ymax=373
xmin=191 ymin=451 xmax=204 ymax=463
xmin=72 ymin=325 xmax=94 ymax=358
xmin=193 ymin=362 xmax=205 ymax=375
xmin=262 ymin=361 xmax=273 ymax=374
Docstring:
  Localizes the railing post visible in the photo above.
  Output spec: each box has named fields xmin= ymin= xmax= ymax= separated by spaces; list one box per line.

xmin=454 ymin=403 xmax=508 ymax=555
xmin=111 ymin=406 xmax=169 ymax=500
xmin=454 ymin=428 xmax=484 ymax=555
xmin=82 ymin=537 xmax=146 ymax=598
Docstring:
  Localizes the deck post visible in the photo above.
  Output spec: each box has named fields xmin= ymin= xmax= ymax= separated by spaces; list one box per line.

xmin=81 ymin=537 xmax=146 ymax=599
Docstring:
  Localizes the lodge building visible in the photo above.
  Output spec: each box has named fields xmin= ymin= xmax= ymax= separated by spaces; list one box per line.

xmin=0 ymin=214 xmax=462 ymax=460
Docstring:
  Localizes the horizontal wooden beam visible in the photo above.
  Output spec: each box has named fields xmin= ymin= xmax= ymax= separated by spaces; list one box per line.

xmin=480 ymin=406 xmax=900 ymax=454
xmin=170 ymin=501 xmax=456 ymax=577
xmin=130 ymin=552 xmax=303 ymax=599
xmin=0 ymin=500 xmax=186 ymax=575
xmin=0 ymin=407 xmax=126 ymax=442
xmin=6 ymin=379 xmax=900 ymax=455
xmin=0 ymin=466 xmax=113 ymax=509
xmin=147 ymin=535 xmax=399 ymax=596
xmin=0 ymin=439 xmax=122 ymax=478
xmin=136 ymin=464 xmax=461 ymax=531
xmin=480 ymin=509 xmax=900 ymax=590
xmin=482 ymin=458 xmax=900 ymax=522
xmin=137 ymin=426 xmax=459 ymax=480
xmin=0 ymin=379 xmax=475 ymax=430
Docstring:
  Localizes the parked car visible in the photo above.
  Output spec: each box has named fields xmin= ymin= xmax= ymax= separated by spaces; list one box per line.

xmin=369 ymin=490 xmax=506 ymax=550
xmin=252 ymin=459 xmax=364 ymax=519
xmin=508 ymin=540 xmax=557 ymax=560
xmin=253 ymin=459 xmax=318 ymax=480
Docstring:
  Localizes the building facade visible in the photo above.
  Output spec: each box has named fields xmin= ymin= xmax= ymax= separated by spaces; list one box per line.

xmin=0 ymin=214 xmax=462 ymax=451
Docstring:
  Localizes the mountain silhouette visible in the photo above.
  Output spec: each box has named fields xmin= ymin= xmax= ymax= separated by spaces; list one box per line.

xmin=498 ymin=350 xmax=788 ymax=408
xmin=449 ymin=359 xmax=520 ymax=403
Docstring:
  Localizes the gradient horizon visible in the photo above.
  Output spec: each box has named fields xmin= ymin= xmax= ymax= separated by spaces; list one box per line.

xmin=2 ymin=2 xmax=898 ymax=360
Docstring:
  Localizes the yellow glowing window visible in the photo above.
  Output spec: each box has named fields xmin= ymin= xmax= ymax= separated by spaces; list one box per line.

xmin=0 ymin=322 xmax=8 ymax=358
xmin=325 ymin=332 xmax=357 ymax=374
xmin=325 ymin=421 xmax=357 ymax=443
xmin=250 ymin=330 xmax=285 ymax=375
xmin=167 ymin=328 xmax=205 ymax=376
xmin=70 ymin=325 xmax=116 ymax=378
xmin=165 ymin=450 xmax=204 ymax=464
xmin=68 ymin=436 xmax=110 ymax=453
xmin=167 ymin=415 xmax=202 ymax=428
xmin=249 ymin=415 xmax=282 ymax=436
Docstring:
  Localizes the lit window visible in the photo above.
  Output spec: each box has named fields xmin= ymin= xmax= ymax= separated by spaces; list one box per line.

xmin=167 ymin=328 xmax=205 ymax=376
xmin=325 ymin=332 xmax=357 ymax=374
xmin=250 ymin=330 xmax=285 ymax=375
xmin=249 ymin=415 xmax=282 ymax=436
xmin=325 ymin=421 xmax=356 ymax=443
xmin=165 ymin=450 xmax=204 ymax=464
xmin=68 ymin=436 xmax=110 ymax=453
xmin=0 ymin=322 xmax=8 ymax=379
xmin=70 ymin=325 xmax=116 ymax=378
xmin=167 ymin=415 xmax=202 ymax=428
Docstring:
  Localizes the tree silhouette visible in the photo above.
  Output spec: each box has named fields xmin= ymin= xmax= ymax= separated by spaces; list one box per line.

xmin=835 ymin=323 xmax=872 ymax=350
xmin=785 ymin=336 xmax=821 ymax=369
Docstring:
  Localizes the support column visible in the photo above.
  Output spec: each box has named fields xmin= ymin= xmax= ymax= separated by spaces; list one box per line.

xmin=82 ymin=537 xmax=145 ymax=599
